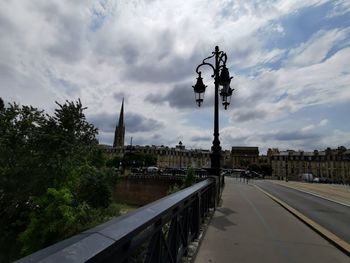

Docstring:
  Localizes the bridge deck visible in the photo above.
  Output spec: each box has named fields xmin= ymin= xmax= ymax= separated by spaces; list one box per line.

xmin=195 ymin=177 xmax=348 ymax=263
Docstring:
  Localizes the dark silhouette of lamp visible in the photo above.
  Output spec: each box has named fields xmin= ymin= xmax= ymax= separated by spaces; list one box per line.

xmin=192 ymin=72 xmax=207 ymax=107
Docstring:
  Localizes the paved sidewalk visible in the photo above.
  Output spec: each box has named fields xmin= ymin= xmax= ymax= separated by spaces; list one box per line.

xmin=269 ymin=180 xmax=350 ymax=206
xmin=195 ymin=177 xmax=349 ymax=263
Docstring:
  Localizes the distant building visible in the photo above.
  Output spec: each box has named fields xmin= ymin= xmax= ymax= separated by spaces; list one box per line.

xmin=128 ymin=142 xmax=211 ymax=169
xmin=113 ymin=99 xmax=125 ymax=148
xmin=105 ymin=101 xmax=350 ymax=183
xmin=102 ymin=142 xmax=211 ymax=169
xmin=231 ymin=146 xmax=259 ymax=169
xmin=222 ymin=150 xmax=232 ymax=169
xmin=105 ymin=100 xmax=260 ymax=170
xmin=268 ymin=146 xmax=350 ymax=183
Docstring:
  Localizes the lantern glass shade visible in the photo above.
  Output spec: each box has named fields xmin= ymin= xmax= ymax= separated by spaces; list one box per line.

xmin=222 ymin=95 xmax=231 ymax=110
xmin=220 ymin=84 xmax=233 ymax=109
xmin=193 ymin=73 xmax=207 ymax=107
xmin=194 ymin=92 xmax=205 ymax=107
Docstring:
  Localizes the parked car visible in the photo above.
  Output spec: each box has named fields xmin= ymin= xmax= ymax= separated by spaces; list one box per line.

xmin=300 ymin=173 xmax=313 ymax=182
xmin=313 ymin=177 xmax=320 ymax=183
xmin=250 ymin=171 xmax=262 ymax=178
xmin=147 ymin=166 xmax=159 ymax=174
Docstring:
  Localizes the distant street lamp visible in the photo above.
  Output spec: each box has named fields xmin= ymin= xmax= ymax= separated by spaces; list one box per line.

xmin=192 ymin=46 xmax=234 ymax=179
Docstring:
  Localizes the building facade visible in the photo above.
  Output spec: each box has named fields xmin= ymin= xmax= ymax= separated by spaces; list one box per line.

xmin=231 ymin=146 xmax=259 ymax=169
xmin=107 ymin=100 xmax=256 ymax=171
xmin=104 ymin=143 xmax=242 ymax=171
xmin=268 ymin=147 xmax=350 ymax=183
xmin=156 ymin=142 xmax=211 ymax=169
xmin=106 ymin=102 xmax=350 ymax=182
xmin=104 ymin=142 xmax=211 ymax=169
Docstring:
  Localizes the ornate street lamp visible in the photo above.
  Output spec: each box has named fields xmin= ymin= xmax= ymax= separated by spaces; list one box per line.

xmin=193 ymin=72 xmax=207 ymax=107
xmin=192 ymin=46 xmax=234 ymax=179
xmin=220 ymin=84 xmax=233 ymax=110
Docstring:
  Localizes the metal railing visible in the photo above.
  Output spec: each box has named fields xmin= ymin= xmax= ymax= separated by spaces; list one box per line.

xmin=16 ymin=178 xmax=220 ymax=263
xmin=127 ymin=174 xmax=188 ymax=182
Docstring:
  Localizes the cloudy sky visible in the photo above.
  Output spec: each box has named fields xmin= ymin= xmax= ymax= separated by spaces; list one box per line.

xmin=1 ymin=0 xmax=350 ymax=154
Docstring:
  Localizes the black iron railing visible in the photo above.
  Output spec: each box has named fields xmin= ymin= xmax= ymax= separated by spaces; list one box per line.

xmin=16 ymin=178 xmax=220 ymax=263
xmin=128 ymin=174 xmax=188 ymax=182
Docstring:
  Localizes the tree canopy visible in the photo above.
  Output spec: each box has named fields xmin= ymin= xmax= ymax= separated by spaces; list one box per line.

xmin=0 ymin=97 xmax=4 ymax=111
xmin=0 ymin=98 xmax=119 ymax=262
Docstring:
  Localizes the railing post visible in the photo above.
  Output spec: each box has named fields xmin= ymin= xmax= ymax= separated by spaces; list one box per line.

xmin=167 ymin=215 xmax=179 ymax=263
xmin=192 ymin=193 xmax=201 ymax=238
xmin=182 ymin=205 xmax=190 ymax=251
xmin=145 ymin=219 xmax=163 ymax=263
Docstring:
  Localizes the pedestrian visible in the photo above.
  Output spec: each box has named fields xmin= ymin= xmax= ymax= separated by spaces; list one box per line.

xmin=240 ymin=171 xmax=245 ymax=182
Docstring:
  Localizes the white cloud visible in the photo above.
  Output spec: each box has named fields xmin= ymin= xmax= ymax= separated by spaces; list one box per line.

xmin=319 ymin=119 xmax=329 ymax=126
xmin=273 ymin=24 xmax=285 ymax=33
xmin=0 ymin=0 xmax=349 ymax=152
xmin=301 ymin=124 xmax=316 ymax=132
xmin=327 ymin=0 xmax=350 ymax=18
xmin=286 ymin=29 xmax=348 ymax=68
xmin=277 ymin=0 xmax=329 ymax=13
xmin=318 ymin=129 xmax=350 ymax=148
xmin=301 ymin=119 xmax=328 ymax=132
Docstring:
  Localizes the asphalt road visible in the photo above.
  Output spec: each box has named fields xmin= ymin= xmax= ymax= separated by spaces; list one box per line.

xmin=195 ymin=178 xmax=349 ymax=263
xmin=256 ymin=181 xmax=350 ymax=244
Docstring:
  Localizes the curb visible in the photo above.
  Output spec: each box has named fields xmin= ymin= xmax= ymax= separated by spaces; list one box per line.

xmin=254 ymin=185 xmax=350 ymax=257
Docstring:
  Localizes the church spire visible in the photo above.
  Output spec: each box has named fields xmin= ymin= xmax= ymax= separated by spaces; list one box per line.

xmin=113 ymin=98 xmax=125 ymax=148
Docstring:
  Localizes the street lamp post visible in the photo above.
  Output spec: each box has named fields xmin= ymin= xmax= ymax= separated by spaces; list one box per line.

xmin=192 ymin=46 xmax=234 ymax=182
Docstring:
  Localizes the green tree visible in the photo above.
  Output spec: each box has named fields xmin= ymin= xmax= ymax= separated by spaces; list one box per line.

xmin=19 ymin=187 xmax=77 ymax=254
xmin=76 ymin=165 xmax=118 ymax=208
xmin=0 ymin=99 xmax=119 ymax=262
xmin=122 ymin=151 xmax=157 ymax=168
xmin=106 ymin=154 xmax=123 ymax=168
xmin=248 ymin=163 xmax=260 ymax=173
xmin=239 ymin=159 xmax=250 ymax=168
xmin=0 ymin=97 xmax=4 ymax=111
xmin=144 ymin=153 xmax=157 ymax=167
xmin=19 ymin=186 xmax=119 ymax=255
xmin=168 ymin=168 xmax=196 ymax=194
xmin=183 ymin=168 xmax=195 ymax=188
xmin=260 ymin=164 xmax=273 ymax=177
xmin=0 ymin=102 xmax=47 ymax=261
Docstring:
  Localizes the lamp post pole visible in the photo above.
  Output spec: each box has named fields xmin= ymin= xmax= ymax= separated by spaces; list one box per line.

xmin=192 ymin=46 xmax=234 ymax=184
xmin=211 ymin=47 xmax=222 ymax=176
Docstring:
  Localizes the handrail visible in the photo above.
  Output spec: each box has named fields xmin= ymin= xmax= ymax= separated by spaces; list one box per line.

xmin=16 ymin=178 xmax=218 ymax=263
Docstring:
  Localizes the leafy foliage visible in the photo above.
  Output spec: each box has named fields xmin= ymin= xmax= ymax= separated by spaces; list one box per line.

xmin=105 ymin=151 xmax=157 ymax=171
xmin=168 ymin=168 xmax=196 ymax=194
xmin=0 ymin=97 xmax=4 ymax=111
xmin=19 ymin=187 xmax=120 ymax=255
xmin=0 ymin=98 xmax=119 ymax=262
xmin=260 ymin=164 xmax=273 ymax=176
xmin=183 ymin=168 xmax=195 ymax=188
xmin=239 ymin=159 xmax=250 ymax=168
xmin=76 ymin=165 xmax=118 ymax=208
xmin=246 ymin=163 xmax=272 ymax=178
xmin=167 ymin=183 xmax=182 ymax=195
xmin=247 ymin=163 xmax=260 ymax=173
xmin=122 ymin=151 xmax=157 ymax=168
xmin=106 ymin=154 xmax=123 ymax=168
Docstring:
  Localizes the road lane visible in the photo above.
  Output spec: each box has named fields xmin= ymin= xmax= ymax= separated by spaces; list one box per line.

xmin=256 ymin=181 xmax=350 ymax=244
xmin=195 ymin=177 xmax=349 ymax=263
